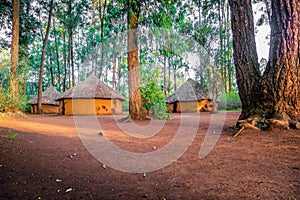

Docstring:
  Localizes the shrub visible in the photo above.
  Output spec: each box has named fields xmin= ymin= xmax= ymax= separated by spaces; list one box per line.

xmin=218 ymin=92 xmax=242 ymax=110
xmin=141 ymin=71 xmax=172 ymax=120
xmin=0 ymin=87 xmax=27 ymax=113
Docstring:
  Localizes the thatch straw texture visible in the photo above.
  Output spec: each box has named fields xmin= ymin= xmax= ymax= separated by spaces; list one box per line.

xmin=56 ymin=74 xmax=125 ymax=101
xmin=166 ymin=78 xmax=212 ymax=103
xmin=27 ymin=86 xmax=61 ymax=106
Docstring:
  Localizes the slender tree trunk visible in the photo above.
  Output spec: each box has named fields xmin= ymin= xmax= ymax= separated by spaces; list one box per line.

xmin=98 ymin=0 xmax=107 ymax=80
xmin=226 ymin=1 xmax=233 ymax=93
xmin=218 ymin=0 xmax=227 ymax=94
xmin=70 ymin=32 xmax=75 ymax=87
xmin=112 ymin=52 xmax=116 ymax=89
xmin=168 ymin=57 xmax=171 ymax=94
xmin=10 ymin=0 xmax=20 ymax=103
xmin=53 ymin=17 xmax=61 ymax=90
xmin=54 ymin=32 xmax=61 ymax=89
xmin=49 ymin=51 xmax=54 ymax=86
xmin=128 ymin=0 xmax=145 ymax=120
xmin=229 ymin=0 xmax=300 ymax=124
xmin=117 ymin=57 xmax=122 ymax=92
xmin=67 ymin=1 xmax=72 ymax=88
xmin=163 ymin=54 xmax=166 ymax=95
xmin=67 ymin=32 xmax=71 ymax=89
xmin=37 ymin=0 xmax=54 ymax=114
xmin=173 ymin=62 xmax=177 ymax=91
xmin=198 ymin=0 xmax=201 ymax=24
xmin=63 ymin=32 xmax=67 ymax=92
xmin=77 ymin=31 xmax=80 ymax=84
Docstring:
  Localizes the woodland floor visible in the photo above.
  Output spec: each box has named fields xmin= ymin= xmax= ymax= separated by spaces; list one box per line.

xmin=0 ymin=112 xmax=299 ymax=200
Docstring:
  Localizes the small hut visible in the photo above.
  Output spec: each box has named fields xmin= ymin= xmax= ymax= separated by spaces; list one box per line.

xmin=56 ymin=74 xmax=125 ymax=116
xmin=27 ymin=86 xmax=61 ymax=114
xmin=166 ymin=78 xmax=213 ymax=113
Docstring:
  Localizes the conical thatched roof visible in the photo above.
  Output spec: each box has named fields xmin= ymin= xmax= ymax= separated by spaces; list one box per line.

xmin=166 ymin=78 xmax=212 ymax=103
xmin=27 ymin=86 xmax=61 ymax=106
xmin=56 ymin=74 xmax=125 ymax=101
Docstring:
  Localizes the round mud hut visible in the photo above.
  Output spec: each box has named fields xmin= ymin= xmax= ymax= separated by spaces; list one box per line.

xmin=27 ymin=86 xmax=61 ymax=114
xmin=166 ymin=78 xmax=214 ymax=113
xmin=56 ymin=74 xmax=125 ymax=116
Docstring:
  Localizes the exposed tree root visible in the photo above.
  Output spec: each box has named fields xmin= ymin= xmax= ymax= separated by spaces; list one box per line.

xmin=144 ymin=115 xmax=152 ymax=120
xmin=289 ymin=120 xmax=300 ymax=130
xmin=234 ymin=117 xmax=261 ymax=137
xmin=234 ymin=115 xmax=300 ymax=137
xmin=265 ymin=119 xmax=290 ymax=130
xmin=233 ymin=126 xmax=245 ymax=137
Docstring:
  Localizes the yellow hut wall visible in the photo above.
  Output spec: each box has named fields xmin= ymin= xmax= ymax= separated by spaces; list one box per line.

xmin=31 ymin=104 xmax=59 ymax=114
xmin=61 ymin=99 xmax=123 ymax=116
xmin=168 ymin=100 xmax=213 ymax=113
xmin=177 ymin=102 xmax=198 ymax=112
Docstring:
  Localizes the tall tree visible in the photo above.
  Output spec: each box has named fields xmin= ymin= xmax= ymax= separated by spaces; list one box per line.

xmin=10 ymin=0 xmax=20 ymax=102
xmin=229 ymin=0 xmax=300 ymax=126
xmin=37 ymin=0 xmax=54 ymax=114
xmin=127 ymin=0 xmax=145 ymax=120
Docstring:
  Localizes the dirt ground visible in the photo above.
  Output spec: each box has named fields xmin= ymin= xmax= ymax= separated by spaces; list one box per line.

xmin=0 ymin=112 xmax=299 ymax=200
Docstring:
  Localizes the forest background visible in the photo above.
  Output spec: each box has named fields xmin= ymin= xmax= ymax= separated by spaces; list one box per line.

xmin=0 ymin=0 xmax=270 ymax=113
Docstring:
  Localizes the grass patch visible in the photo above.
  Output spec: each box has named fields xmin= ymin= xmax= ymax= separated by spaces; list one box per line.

xmin=219 ymin=109 xmax=241 ymax=113
xmin=8 ymin=133 xmax=18 ymax=140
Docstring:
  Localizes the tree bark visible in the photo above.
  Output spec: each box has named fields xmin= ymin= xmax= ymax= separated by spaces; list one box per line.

xmin=37 ymin=0 xmax=54 ymax=114
xmin=127 ymin=0 xmax=145 ymax=120
xmin=163 ymin=54 xmax=167 ymax=95
xmin=10 ymin=0 xmax=20 ymax=102
xmin=229 ymin=0 xmax=300 ymax=125
xmin=262 ymin=0 xmax=300 ymax=120
xmin=49 ymin=51 xmax=54 ymax=86
xmin=53 ymin=18 xmax=61 ymax=90
xmin=70 ymin=31 xmax=75 ymax=87
xmin=62 ymin=31 xmax=67 ymax=92
xmin=67 ymin=1 xmax=72 ymax=88
xmin=117 ymin=57 xmax=122 ymax=92
xmin=112 ymin=52 xmax=116 ymax=89
xmin=97 ymin=0 xmax=107 ymax=80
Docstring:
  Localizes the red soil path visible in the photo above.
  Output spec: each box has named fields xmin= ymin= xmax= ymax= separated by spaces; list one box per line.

xmin=0 ymin=112 xmax=299 ymax=199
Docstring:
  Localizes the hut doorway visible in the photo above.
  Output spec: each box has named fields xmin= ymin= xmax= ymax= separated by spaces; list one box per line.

xmin=173 ymin=102 xmax=177 ymax=113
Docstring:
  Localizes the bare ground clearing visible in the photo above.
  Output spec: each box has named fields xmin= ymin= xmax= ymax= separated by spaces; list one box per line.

xmin=0 ymin=112 xmax=299 ymax=199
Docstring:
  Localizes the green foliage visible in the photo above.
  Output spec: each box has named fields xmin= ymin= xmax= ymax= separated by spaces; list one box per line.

xmin=0 ymin=87 xmax=27 ymax=112
xmin=218 ymin=92 xmax=242 ymax=110
xmin=0 ymin=49 xmax=26 ymax=112
xmin=141 ymin=70 xmax=172 ymax=120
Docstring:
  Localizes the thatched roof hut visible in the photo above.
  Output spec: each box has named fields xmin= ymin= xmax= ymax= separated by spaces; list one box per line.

xmin=56 ymin=74 xmax=125 ymax=115
xmin=166 ymin=78 xmax=213 ymax=112
xmin=27 ymin=86 xmax=61 ymax=114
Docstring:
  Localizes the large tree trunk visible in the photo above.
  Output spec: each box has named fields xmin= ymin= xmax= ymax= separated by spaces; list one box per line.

xmin=263 ymin=0 xmax=300 ymax=120
xmin=127 ymin=0 xmax=145 ymax=120
xmin=10 ymin=0 xmax=20 ymax=102
xmin=229 ymin=0 xmax=300 ymax=126
xmin=37 ymin=0 xmax=53 ymax=114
